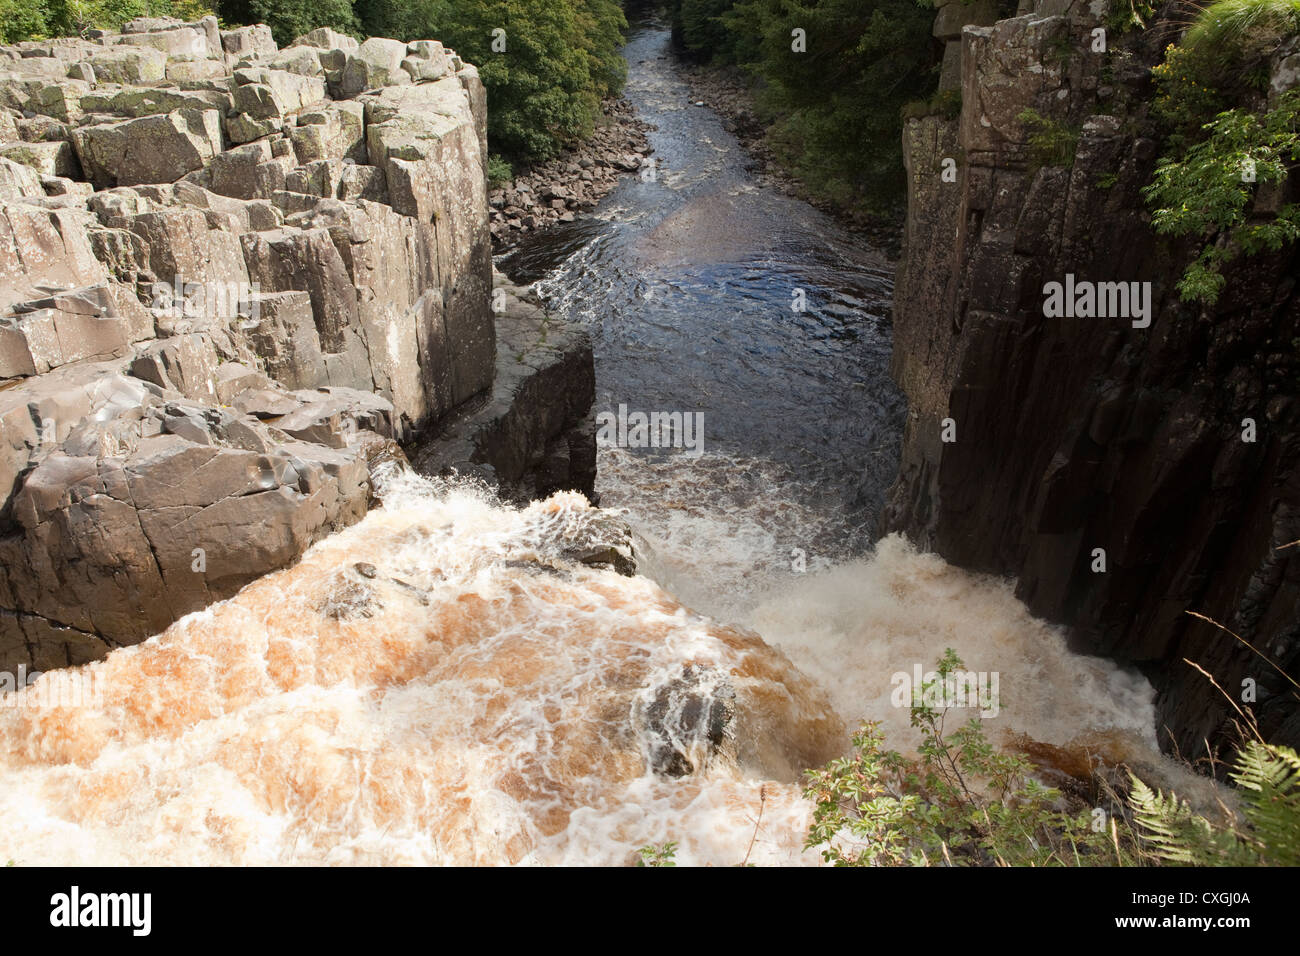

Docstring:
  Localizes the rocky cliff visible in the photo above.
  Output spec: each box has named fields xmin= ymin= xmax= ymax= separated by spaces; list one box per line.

xmin=0 ymin=16 xmax=596 ymax=671
xmin=884 ymin=0 xmax=1300 ymax=759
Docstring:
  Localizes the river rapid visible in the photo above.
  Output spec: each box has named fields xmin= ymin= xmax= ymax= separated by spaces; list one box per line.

xmin=0 ymin=16 xmax=1176 ymax=867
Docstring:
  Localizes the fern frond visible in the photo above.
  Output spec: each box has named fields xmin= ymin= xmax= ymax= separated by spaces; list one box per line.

xmin=1229 ymin=742 xmax=1300 ymax=865
xmin=1127 ymin=775 xmax=1249 ymax=865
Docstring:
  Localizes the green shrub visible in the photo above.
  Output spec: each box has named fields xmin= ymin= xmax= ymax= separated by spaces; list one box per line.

xmin=1018 ymin=108 xmax=1080 ymax=170
xmin=1143 ymin=88 xmax=1300 ymax=305
xmin=358 ymin=0 xmax=627 ymax=166
xmin=42 ymin=0 xmax=208 ymax=37
xmin=1150 ymin=0 xmax=1295 ymax=148
xmin=0 ymin=0 xmax=215 ymax=47
xmin=215 ymin=0 xmax=358 ymax=47
xmin=1105 ymin=0 xmax=1158 ymax=34
xmin=635 ymin=842 xmax=678 ymax=866
xmin=1182 ymin=0 xmax=1300 ymax=55
xmin=804 ymin=650 xmax=1122 ymax=866
xmin=901 ymin=89 xmax=962 ymax=123
xmin=1150 ymin=43 xmax=1235 ymax=152
xmin=1130 ymin=741 xmax=1300 ymax=865
xmin=802 ymin=649 xmax=1300 ymax=867
xmin=486 ymin=153 xmax=513 ymax=188
xmin=0 ymin=0 xmax=48 ymax=41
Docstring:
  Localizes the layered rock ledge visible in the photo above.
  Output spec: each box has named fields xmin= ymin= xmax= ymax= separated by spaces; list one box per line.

xmin=0 ymin=16 xmax=594 ymax=671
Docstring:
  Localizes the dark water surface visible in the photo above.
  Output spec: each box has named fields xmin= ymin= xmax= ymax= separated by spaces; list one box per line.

xmin=497 ymin=14 xmax=904 ymax=606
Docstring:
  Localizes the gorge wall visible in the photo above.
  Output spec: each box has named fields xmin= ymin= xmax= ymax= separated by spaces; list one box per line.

xmin=0 ymin=16 xmax=596 ymax=672
xmin=884 ymin=0 xmax=1300 ymax=759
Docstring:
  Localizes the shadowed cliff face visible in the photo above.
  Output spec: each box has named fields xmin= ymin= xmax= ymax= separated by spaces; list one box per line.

xmin=883 ymin=3 xmax=1300 ymax=760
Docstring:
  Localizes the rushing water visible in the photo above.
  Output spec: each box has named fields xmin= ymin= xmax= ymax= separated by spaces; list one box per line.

xmin=499 ymin=17 xmax=905 ymax=617
xmin=0 ymin=17 xmax=1184 ymax=867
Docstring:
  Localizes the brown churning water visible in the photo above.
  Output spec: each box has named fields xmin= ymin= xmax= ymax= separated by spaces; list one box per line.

xmin=0 ymin=470 xmax=846 ymax=866
xmin=0 ymin=460 xmax=1186 ymax=866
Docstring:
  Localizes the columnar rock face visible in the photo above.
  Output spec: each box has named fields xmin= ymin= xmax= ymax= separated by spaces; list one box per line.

xmin=0 ymin=17 xmax=504 ymax=669
xmin=883 ymin=1 xmax=1300 ymax=758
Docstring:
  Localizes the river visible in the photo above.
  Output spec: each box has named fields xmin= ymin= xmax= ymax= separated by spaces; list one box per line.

xmin=0 ymin=16 xmax=1176 ymax=868
xmin=499 ymin=17 xmax=904 ymax=618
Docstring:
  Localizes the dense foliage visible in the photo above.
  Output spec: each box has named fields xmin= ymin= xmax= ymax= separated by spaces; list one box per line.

xmin=1144 ymin=89 xmax=1300 ymax=305
xmin=804 ymin=650 xmax=1125 ymax=866
xmin=1145 ymin=0 xmax=1300 ymax=304
xmin=802 ymin=650 xmax=1300 ymax=866
xmin=0 ymin=0 xmax=46 ymax=42
xmin=1129 ymin=740 xmax=1300 ymax=866
xmin=358 ymin=0 xmax=627 ymax=165
xmin=0 ymin=0 xmax=212 ymax=40
xmin=668 ymin=0 xmax=938 ymax=214
xmin=215 ymin=0 xmax=358 ymax=47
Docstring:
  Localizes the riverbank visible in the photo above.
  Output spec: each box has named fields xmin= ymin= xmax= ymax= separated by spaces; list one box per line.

xmin=489 ymin=98 xmax=654 ymax=247
xmin=677 ymin=61 xmax=905 ymax=258
xmin=491 ymin=57 xmax=906 ymax=258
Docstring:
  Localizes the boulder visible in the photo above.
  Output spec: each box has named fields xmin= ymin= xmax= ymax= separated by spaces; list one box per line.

xmin=340 ymin=37 xmax=411 ymax=96
xmin=79 ymin=85 xmax=232 ymax=119
xmin=265 ymin=45 xmax=324 ymax=78
xmin=2 ymin=285 xmax=132 ymax=376
xmin=166 ymin=55 xmax=228 ymax=81
xmin=231 ymin=289 xmax=327 ymax=390
xmin=128 ymin=332 xmax=222 ymax=402
xmin=0 ymin=205 xmax=108 ymax=312
xmin=72 ymin=109 xmax=222 ymax=188
xmin=289 ymin=100 xmax=365 ymax=164
xmin=293 ymin=28 xmax=359 ymax=55
xmin=221 ymin=24 xmax=277 ymax=60
xmin=0 ymin=428 xmax=373 ymax=643
xmin=85 ymin=46 xmax=168 ymax=85
xmin=206 ymin=140 xmax=294 ymax=201
xmin=114 ymin=23 xmax=211 ymax=59
xmin=0 ymin=139 xmax=80 ymax=179
xmin=0 ymin=155 xmax=44 ymax=200
xmin=124 ymin=205 xmax=250 ymax=292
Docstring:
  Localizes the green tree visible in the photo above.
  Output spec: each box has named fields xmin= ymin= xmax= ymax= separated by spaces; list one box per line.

xmin=0 ymin=0 xmax=48 ymax=42
xmin=670 ymin=0 xmax=738 ymax=62
xmin=358 ymin=0 xmax=627 ymax=165
xmin=214 ymin=0 xmax=359 ymax=47
xmin=25 ymin=0 xmax=213 ymax=38
xmin=1143 ymin=89 xmax=1300 ymax=305
xmin=730 ymin=0 xmax=936 ymax=212
xmin=669 ymin=0 xmax=937 ymax=214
